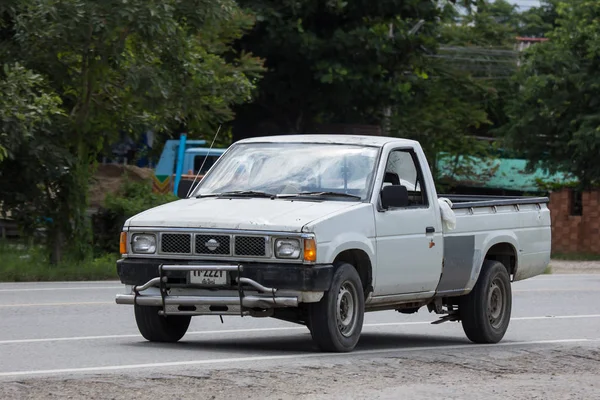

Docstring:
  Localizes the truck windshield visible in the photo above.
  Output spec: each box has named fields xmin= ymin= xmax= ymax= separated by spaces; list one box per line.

xmin=192 ymin=142 xmax=379 ymax=201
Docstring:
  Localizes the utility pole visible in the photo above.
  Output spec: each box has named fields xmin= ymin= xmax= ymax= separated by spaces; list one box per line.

xmin=381 ymin=19 xmax=425 ymax=136
xmin=382 ymin=22 xmax=394 ymax=136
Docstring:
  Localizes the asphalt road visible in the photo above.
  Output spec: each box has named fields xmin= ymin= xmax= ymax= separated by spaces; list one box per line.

xmin=0 ymin=274 xmax=599 ymax=399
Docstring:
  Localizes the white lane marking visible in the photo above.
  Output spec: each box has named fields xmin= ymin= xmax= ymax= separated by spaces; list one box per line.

xmin=1 ymin=314 xmax=599 ymax=345
xmin=0 ymin=302 xmax=112 ymax=308
xmin=513 ymin=288 xmax=600 ymax=292
xmin=512 ymin=314 xmax=600 ymax=320
xmin=531 ymin=275 xmax=600 ymax=278
xmin=0 ymin=337 xmax=598 ymax=378
xmin=0 ymin=286 xmax=121 ymax=293
xmin=2 ymin=286 xmax=598 ymax=308
xmin=0 ymin=271 xmax=593 ymax=290
xmin=0 ymin=281 xmax=120 ymax=285
xmin=0 ymin=273 xmax=593 ymax=290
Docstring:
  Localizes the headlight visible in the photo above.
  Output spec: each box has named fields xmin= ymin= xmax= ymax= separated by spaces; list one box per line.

xmin=275 ymin=238 xmax=301 ymax=259
xmin=131 ymin=234 xmax=157 ymax=254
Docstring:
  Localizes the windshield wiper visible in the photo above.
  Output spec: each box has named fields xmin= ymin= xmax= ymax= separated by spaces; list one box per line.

xmin=197 ymin=190 xmax=277 ymax=199
xmin=197 ymin=190 xmax=360 ymax=200
xmin=280 ymin=191 xmax=361 ymax=200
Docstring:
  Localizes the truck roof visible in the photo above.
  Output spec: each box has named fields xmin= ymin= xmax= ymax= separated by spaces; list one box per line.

xmin=237 ymin=134 xmax=417 ymax=148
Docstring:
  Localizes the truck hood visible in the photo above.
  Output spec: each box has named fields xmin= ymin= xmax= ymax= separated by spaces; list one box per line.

xmin=124 ymin=197 xmax=359 ymax=232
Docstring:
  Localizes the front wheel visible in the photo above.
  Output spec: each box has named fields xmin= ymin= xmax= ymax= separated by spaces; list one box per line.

xmin=134 ymin=305 xmax=191 ymax=343
xmin=459 ymin=260 xmax=512 ymax=344
xmin=308 ymin=262 xmax=365 ymax=352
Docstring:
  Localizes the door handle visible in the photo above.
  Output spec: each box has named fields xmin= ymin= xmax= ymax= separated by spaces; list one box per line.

xmin=426 ymin=226 xmax=435 ymax=234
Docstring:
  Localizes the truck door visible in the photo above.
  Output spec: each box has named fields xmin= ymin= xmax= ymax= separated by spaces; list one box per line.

xmin=373 ymin=148 xmax=443 ymax=296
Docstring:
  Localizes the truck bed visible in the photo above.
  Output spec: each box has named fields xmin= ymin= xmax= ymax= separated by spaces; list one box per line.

xmin=435 ymin=194 xmax=551 ymax=291
xmin=440 ymin=194 xmax=549 ymax=209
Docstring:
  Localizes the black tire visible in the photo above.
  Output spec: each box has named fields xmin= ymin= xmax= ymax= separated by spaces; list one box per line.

xmin=459 ymin=260 xmax=512 ymax=344
xmin=134 ymin=305 xmax=191 ymax=343
xmin=308 ymin=262 xmax=365 ymax=352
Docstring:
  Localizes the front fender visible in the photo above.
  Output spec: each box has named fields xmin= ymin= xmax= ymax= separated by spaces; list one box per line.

xmin=318 ymin=232 xmax=376 ymax=268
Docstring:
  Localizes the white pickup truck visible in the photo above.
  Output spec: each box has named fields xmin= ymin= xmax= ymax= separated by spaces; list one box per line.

xmin=115 ymin=135 xmax=551 ymax=352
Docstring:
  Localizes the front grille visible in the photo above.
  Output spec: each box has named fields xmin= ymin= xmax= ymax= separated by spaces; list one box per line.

xmin=153 ymin=231 xmax=269 ymax=258
xmin=234 ymin=236 xmax=266 ymax=256
xmin=195 ymin=234 xmax=231 ymax=255
xmin=161 ymin=233 xmax=191 ymax=253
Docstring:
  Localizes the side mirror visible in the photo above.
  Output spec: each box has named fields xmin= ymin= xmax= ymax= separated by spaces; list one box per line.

xmin=381 ymin=185 xmax=409 ymax=209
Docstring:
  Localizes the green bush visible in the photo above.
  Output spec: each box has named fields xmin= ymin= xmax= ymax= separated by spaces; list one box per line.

xmin=92 ymin=179 xmax=178 ymax=255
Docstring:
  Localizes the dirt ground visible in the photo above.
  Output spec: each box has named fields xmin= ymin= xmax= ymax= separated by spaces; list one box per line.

xmin=88 ymin=164 xmax=154 ymax=209
xmin=2 ymin=344 xmax=598 ymax=400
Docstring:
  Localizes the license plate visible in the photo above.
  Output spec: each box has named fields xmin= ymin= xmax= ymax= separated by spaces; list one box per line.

xmin=189 ymin=270 xmax=228 ymax=285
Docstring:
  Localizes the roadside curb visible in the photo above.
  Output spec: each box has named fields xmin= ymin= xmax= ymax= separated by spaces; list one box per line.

xmin=548 ymin=260 xmax=600 ymax=274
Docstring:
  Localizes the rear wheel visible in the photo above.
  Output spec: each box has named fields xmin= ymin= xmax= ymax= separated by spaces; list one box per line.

xmin=308 ymin=262 xmax=365 ymax=352
xmin=459 ymin=260 xmax=512 ymax=343
xmin=134 ymin=305 xmax=191 ymax=343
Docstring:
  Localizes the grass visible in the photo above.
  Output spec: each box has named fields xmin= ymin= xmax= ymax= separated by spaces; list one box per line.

xmin=551 ymin=252 xmax=600 ymax=261
xmin=543 ymin=265 xmax=553 ymax=274
xmin=0 ymin=242 xmax=119 ymax=282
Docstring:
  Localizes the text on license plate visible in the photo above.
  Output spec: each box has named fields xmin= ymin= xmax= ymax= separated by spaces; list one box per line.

xmin=190 ymin=270 xmax=228 ymax=285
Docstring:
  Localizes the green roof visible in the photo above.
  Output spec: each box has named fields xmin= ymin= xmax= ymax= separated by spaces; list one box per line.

xmin=436 ymin=154 xmax=575 ymax=192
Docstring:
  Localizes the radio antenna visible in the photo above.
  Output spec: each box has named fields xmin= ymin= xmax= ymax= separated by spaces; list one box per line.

xmin=186 ymin=124 xmax=222 ymax=198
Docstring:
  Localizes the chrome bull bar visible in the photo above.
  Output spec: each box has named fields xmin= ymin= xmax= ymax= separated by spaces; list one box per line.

xmin=114 ymin=294 xmax=299 ymax=308
xmin=114 ymin=264 xmax=299 ymax=316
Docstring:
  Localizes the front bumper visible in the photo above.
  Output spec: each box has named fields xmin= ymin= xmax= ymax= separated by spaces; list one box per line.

xmin=115 ymin=259 xmax=333 ymax=315
xmin=116 ymin=258 xmax=333 ymax=291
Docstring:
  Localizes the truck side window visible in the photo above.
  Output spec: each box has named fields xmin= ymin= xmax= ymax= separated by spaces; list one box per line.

xmin=384 ymin=150 xmax=428 ymax=207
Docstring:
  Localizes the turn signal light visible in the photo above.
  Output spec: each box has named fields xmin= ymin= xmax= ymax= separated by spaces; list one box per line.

xmin=120 ymin=232 xmax=127 ymax=254
xmin=304 ymin=238 xmax=316 ymax=262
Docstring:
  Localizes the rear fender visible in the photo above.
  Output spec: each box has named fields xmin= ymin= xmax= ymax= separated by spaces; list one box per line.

xmin=464 ymin=232 xmax=519 ymax=292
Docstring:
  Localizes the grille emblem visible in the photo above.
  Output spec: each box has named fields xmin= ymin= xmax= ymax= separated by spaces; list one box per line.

xmin=205 ymin=238 xmax=220 ymax=251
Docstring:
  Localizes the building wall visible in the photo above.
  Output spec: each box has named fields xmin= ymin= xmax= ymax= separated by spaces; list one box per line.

xmin=549 ymin=189 xmax=600 ymax=254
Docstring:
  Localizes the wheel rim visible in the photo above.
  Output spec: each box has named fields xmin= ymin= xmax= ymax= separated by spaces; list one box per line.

xmin=336 ymin=280 xmax=359 ymax=337
xmin=487 ymin=277 xmax=507 ymax=329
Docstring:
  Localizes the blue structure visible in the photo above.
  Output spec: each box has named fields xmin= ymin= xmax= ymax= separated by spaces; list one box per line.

xmin=153 ymin=137 xmax=207 ymax=194
xmin=181 ymin=147 xmax=227 ymax=175
xmin=173 ymin=134 xmax=187 ymax=195
xmin=152 ymin=136 xmax=226 ymax=196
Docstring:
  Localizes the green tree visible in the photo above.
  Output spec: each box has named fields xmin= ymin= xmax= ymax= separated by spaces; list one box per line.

xmin=390 ymin=63 xmax=494 ymax=186
xmin=0 ymin=0 xmax=263 ymax=262
xmin=0 ymin=63 xmax=73 ymax=261
xmin=442 ymin=0 xmax=520 ymax=47
xmin=390 ymin=1 xmax=521 ymax=188
xmin=0 ymin=64 xmax=64 ymax=162
xmin=517 ymin=0 xmax=559 ymax=38
xmin=503 ymin=1 xmax=600 ymax=189
xmin=231 ymin=0 xmax=448 ymax=139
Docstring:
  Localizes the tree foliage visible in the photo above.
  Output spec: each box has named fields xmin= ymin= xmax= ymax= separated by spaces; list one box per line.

xmin=0 ymin=0 xmax=587 ymax=267
xmin=0 ymin=63 xmax=72 ymax=261
xmin=231 ymin=0 xmax=447 ymax=138
xmin=0 ymin=63 xmax=64 ymax=162
xmin=93 ymin=180 xmax=178 ymax=256
xmin=517 ymin=0 xmax=559 ymax=38
xmin=0 ymin=0 xmax=263 ymax=261
xmin=442 ymin=0 xmax=521 ymax=47
xmin=390 ymin=0 xmax=522 ymax=187
xmin=390 ymin=65 xmax=494 ymax=185
xmin=503 ymin=1 xmax=600 ymax=189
